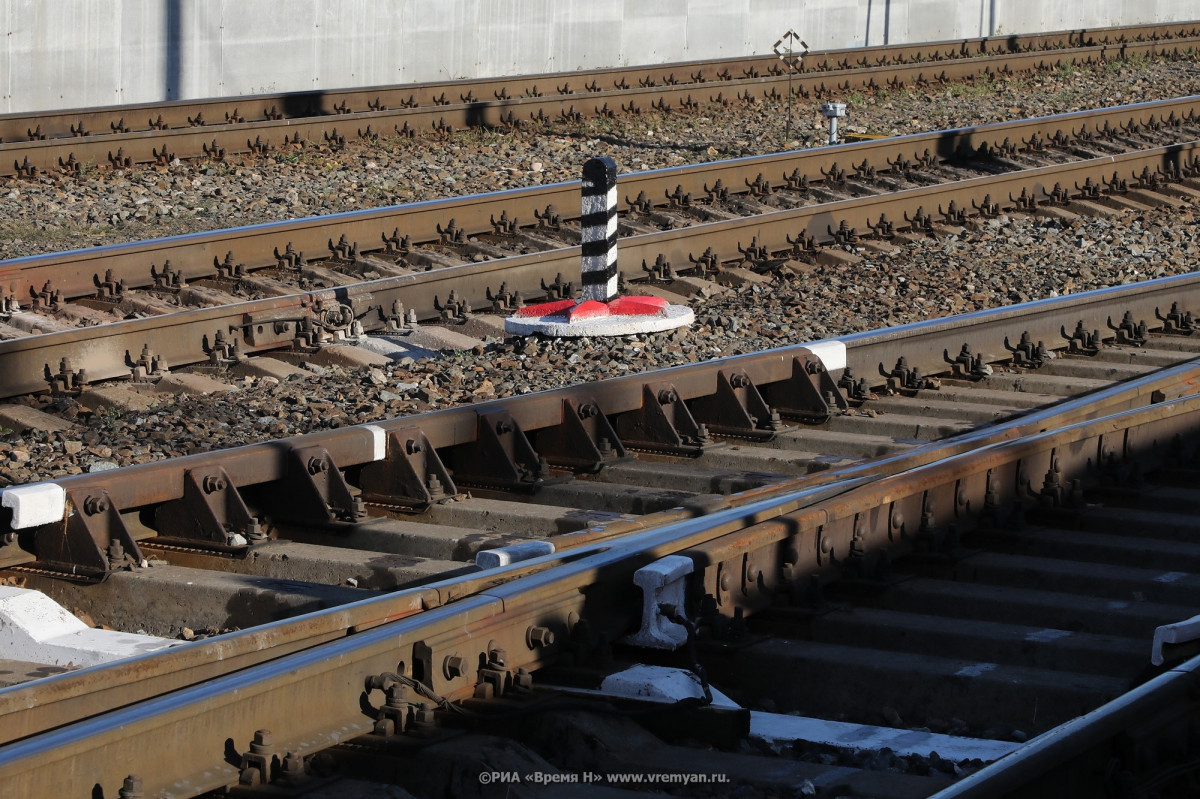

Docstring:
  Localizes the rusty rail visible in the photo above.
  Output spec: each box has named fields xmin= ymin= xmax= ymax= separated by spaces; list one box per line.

xmin=4 ymin=94 xmax=1199 ymax=306
xmin=1 ymin=31 xmax=1197 ymax=178
xmin=1 ymin=271 xmax=1199 ymax=745
xmin=2 ymin=133 xmax=1199 ymax=397
xmin=4 ymin=20 xmax=1192 ymax=145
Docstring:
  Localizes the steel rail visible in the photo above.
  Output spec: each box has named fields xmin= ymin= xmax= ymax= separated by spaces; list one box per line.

xmin=2 ymin=36 xmax=1196 ymax=179
xmin=4 ymin=20 xmax=1192 ymax=144
xmin=4 ymin=94 xmax=1199 ymax=305
xmin=2 ymin=273 xmax=1199 ymax=746
xmin=1 ymin=21 xmax=1194 ymax=149
xmin=928 ymin=652 xmax=1200 ymax=798
xmin=2 ymin=373 xmax=1198 ymax=796
xmin=1 ymin=136 xmax=1198 ymax=398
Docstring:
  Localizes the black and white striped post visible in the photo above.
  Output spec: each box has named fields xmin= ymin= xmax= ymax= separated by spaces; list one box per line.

xmin=504 ymin=155 xmax=693 ymax=337
xmin=580 ymin=156 xmax=619 ymax=303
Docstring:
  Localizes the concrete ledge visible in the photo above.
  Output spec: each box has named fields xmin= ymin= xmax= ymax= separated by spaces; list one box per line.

xmin=152 ymin=373 xmax=239 ymax=395
xmin=231 ymin=357 xmax=310 ymax=381
xmin=0 ymin=404 xmax=80 ymax=433
xmin=749 ymin=711 xmax=1021 ymax=764
xmin=0 ymin=586 xmax=177 ymax=668
xmin=79 ymin=386 xmax=157 ymax=412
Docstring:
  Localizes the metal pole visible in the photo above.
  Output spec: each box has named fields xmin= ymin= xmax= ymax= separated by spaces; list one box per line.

xmin=785 ymin=41 xmax=794 ymax=144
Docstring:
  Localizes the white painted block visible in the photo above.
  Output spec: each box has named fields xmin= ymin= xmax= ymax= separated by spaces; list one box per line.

xmin=805 ymin=340 xmax=847 ymax=373
xmin=1 ymin=482 xmax=66 ymax=529
xmin=355 ymin=335 xmax=438 ymax=361
xmin=0 ymin=586 xmax=177 ymax=668
xmin=362 ymin=425 xmax=387 ymax=462
xmin=476 ymin=540 xmax=555 ymax=569
xmin=600 ymin=664 xmax=739 ymax=709
xmin=622 ymin=554 xmax=693 ymax=650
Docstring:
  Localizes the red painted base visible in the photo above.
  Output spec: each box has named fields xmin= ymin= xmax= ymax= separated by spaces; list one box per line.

xmin=512 ymin=295 xmax=670 ymax=322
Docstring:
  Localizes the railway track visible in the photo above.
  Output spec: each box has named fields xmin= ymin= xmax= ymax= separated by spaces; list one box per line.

xmin=2 ymin=21 xmax=1197 ymax=179
xmin=3 ymin=95 xmax=1200 ymax=401
xmin=2 ymin=25 xmax=1200 ymax=797
xmin=3 ymin=273 xmax=1200 ymax=795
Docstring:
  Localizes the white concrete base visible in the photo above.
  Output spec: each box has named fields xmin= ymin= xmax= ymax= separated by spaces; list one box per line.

xmin=600 ymin=665 xmax=739 ymax=709
xmin=351 ymin=335 xmax=440 ymax=362
xmin=0 ymin=586 xmax=177 ymax=668
xmin=749 ymin=712 xmax=1021 ymax=764
xmin=505 ymin=305 xmax=694 ymax=337
xmin=475 ymin=540 xmax=555 ymax=569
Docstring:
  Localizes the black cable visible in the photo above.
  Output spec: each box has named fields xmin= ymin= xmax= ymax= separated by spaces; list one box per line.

xmin=658 ymin=602 xmax=714 ymax=706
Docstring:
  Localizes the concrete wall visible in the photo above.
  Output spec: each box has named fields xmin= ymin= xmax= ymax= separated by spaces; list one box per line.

xmin=0 ymin=0 xmax=1196 ymax=114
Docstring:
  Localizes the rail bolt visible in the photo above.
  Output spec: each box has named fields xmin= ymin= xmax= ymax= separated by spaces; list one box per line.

xmin=282 ymin=751 xmax=305 ymax=783
xmin=83 ymin=495 xmax=109 ymax=516
xmin=118 ymin=775 xmax=144 ymax=799
xmin=203 ymin=475 xmax=227 ymax=494
xmin=413 ymin=702 xmax=437 ymax=728
xmin=250 ymin=729 xmax=274 ymax=754
xmin=307 ymin=457 xmax=328 ymax=475
xmin=443 ymin=654 xmax=467 ymax=680
xmin=526 ymin=625 xmax=555 ymax=649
